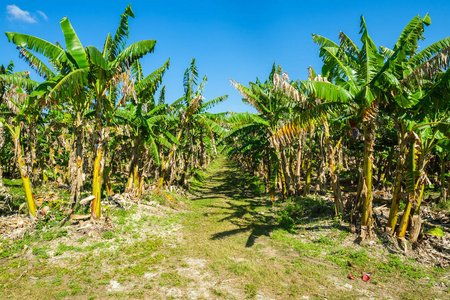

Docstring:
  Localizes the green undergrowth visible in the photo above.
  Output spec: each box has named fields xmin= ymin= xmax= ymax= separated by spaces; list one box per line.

xmin=275 ymin=195 xmax=332 ymax=232
xmin=189 ymin=168 xmax=208 ymax=191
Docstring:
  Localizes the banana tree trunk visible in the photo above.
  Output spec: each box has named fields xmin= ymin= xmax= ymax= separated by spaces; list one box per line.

xmin=70 ymin=118 xmax=85 ymax=207
xmin=317 ymin=131 xmax=327 ymax=194
xmin=387 ymin=129 xmax=407 ymax=233
xmin=269 ymin=151 xmax=278 ymax=201
xmin=361 ymin=121 xmax=375 ymax=235
xmin=126 ymin=137 xmax=140 ymax=192
xmin=397 ymin=135 xmax=417 ymax=238
xmin=324 ymin=122 xmax=344 ymax=217
xmin=280 ymin=147 xmax=294 ymax=197
xmin=11 ymin=127 xmax=37 ymax=217
xmin=304 ymin=132 xmax=314 ymax=195
xmin=180 ymin=150 xmax=189 ymax=188
xmin=91 ymin=128 xmax=108 ymax=220
xmin=103 ymin=166 xmax=113 ymax=196
xmin=211 ymin=134 xmax=217 ymax=155
xmin=158 ymin=130 xmax=184 ymax=189
xmin=200 ymin=128 xmax=205 ymax=167
xmin=294 ymin=134 xmax=302 ymax=194
xmin=408 ymin=183 xmax=425 ymax=243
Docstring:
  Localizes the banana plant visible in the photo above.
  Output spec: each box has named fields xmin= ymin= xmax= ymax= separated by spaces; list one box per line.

xmin=6 ymin=16 xmax=91 ymax=209
xmin=158 ymin=59 xmax=227 ymax=189
xmin=393 ymin=65 xmax=450 ymax=241
xmin=0 ymin=70 xmax=40 ymax=217
xmin=229 ymin=64 xmax=298 ymax=198
xmin=120 ymin=58 xmax=171 ymax=194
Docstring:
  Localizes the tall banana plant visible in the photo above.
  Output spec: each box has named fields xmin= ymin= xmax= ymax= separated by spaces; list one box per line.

xmin=392 ymin=66 xmax=450 ymax=240
xmin=229 ymin=64 xmax=299 ymax=198
xmin=158 ymin=59 xmax=227 ymax=189
xmin=0 ymin=68 xmax=40 ymax=217
xmin=120 ymin=58 xmax=171 ymax=194
xmin=85 ymin=5 xmax=157 ymax=219
xmin=6 ymin=16 xmax=93 ymax=211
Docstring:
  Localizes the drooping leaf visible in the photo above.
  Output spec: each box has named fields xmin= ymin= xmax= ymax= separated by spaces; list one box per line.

xmin=200 ymin=95 xmax=228 ymax=112
xmin=111 ymin=40 xmax=157 ymax=69
xmin=0 ymin=74 xmax=39 ymax=91
xmin=5 ymin=32 xmax=68 ymax=64
xmin=17 ymin=48 xmax=55 ymax=80
xmin=46 ymin=68 xmax=89 ymax=103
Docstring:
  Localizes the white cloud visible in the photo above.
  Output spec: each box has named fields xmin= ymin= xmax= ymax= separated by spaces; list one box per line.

xmin=6 ymin=4 xmax=37 ymax=23
xmin=37 ymin=10 xmax=48 ymax=21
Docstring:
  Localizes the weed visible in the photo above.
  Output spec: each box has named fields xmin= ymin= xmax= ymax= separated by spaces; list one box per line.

xmin=159 ymin=272 xmax=184 ymax=286
xmin=314 ymin=236 xmax=337 ymax=246
xmin=143 ymin=283 xmax=153 ymax=289
xmin=32 ymin=247 xmax=49 ymax=259
xmin=57 ymin=291 xmax=68 ymax=298
xmin=275 ymin=196 xmax=332 ymax=232
xmin=54 ymin=243 xmax=83 ymax=256
xmin=42 ymin=231 xmax=55 ymax=241
xmin=85 ymin=242 xmax=109 ymax=251
xmin=244 ymin=283 xmax=257 ymax=298
xmin=102 ymin=231 xmax=114 ymax=240
xmin=212 ymin=288 xmax=225 ymax=296
xmin=42 ymin=229 xmax=67 ymax=241
xmin=378 ymin=255 xmax=427 ymax=279
xmin=69 ymin=283 xmax=83 ymax=295
xmin=277 ymin=209 xmax=296 ymax=233
xmin=51 ymin=275 xmax=63 ymax=286
xmin=227 ymin=261 xmax=251 ymax=276
xmin=327 ymin=248 xmax=370 ymax=268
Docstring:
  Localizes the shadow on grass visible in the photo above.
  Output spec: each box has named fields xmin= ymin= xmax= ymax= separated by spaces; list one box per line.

xmin=191 ymin=160 xmax=278 ymax=247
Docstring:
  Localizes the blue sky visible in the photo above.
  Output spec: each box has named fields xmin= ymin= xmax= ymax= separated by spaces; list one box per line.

xmin=1 ymin=1 xmax=450 ymax=113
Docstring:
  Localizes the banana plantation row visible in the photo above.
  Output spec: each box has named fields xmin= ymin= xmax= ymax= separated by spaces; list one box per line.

xmin=1 ymin=6 xmax=449 ymax=245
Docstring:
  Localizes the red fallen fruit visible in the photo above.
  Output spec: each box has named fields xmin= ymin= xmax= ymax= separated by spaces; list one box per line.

xmin=348 ymin=273 xmax=356 ymax=280
xmin=362 ymin=272 xmax=372 ymax=282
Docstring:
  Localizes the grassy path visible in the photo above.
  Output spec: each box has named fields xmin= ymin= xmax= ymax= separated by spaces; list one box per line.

xmin=175 ymin=157 xmax=286 ymax=298
xmin=168 ymin=157 xmax=366 ymax=299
